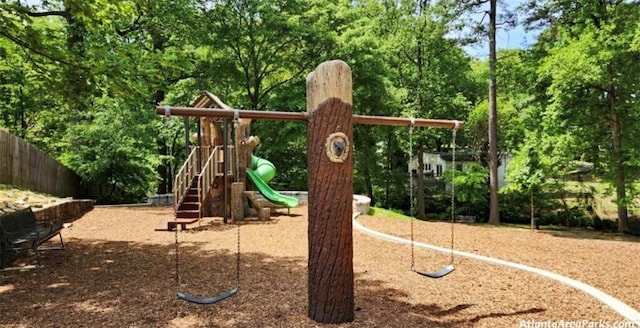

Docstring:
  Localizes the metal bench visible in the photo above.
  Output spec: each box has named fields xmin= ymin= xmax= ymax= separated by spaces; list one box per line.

xmin=0 ymin=207 xmax=65 ymax=271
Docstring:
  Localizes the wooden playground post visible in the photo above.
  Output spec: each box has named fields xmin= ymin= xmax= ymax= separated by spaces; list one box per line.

xmin=306 ymin=60 xmax=354 ymax=324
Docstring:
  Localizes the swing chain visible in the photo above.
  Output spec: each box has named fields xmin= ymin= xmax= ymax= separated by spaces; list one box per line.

xmin=236 ymin=221 xmax=241 ymax=290
xmin=232 ymin=110 xmax=240 ymax=181
xmin=409 ymin=118 xmax=415 ymax=272
xmin=409 ymin=119 xmax=459 ymax=273
xmin=232 ymin=109 xmax=241 ymax=290
xmin=175 ymin=221 xmax=180 ymax=292
xmin=165 ymin=105 xmax=182 ymax=293
xmin=449 ymin=122 xmax=460 ymax=264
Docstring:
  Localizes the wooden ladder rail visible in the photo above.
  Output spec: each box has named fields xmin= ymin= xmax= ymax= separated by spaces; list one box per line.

xmin=173 ymin=147 xmax=200 ymax=216
xmin=197 ymin=146 xmax=218 ymax=217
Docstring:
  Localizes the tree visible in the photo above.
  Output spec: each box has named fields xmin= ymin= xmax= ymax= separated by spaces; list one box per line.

xmin=198 ymin=0 xmax=335 ymax=110
xmin=445 ymin=163 xmax=489 ymax=218
xmin=60 ymin=96 xmax=160 ymax=203
xmin=383 ymin=0 xmax=473 ymax=219
xmin=452 ymin=0 xmax=518 ymax=224
xmin=466 ymin=49 xmax=533 ymax=165
xmin=103 ymin=0 xmax=204 ymax=194
xmin=485 ymin=0 xmax=500 ymax=224
xmin=334 ymin=0 xmax=398 ymax=207
xmin=506 ymin=139 xmax=543 ymax=230
xmin=527 ymin=0 xmax=640 ymax=232
xmin=1 ymin=0 xmax=203 ymax=202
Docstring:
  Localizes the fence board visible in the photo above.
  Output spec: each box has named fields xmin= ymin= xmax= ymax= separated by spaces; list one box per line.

xmin=0 ymin=130 xmax=80 ymax=197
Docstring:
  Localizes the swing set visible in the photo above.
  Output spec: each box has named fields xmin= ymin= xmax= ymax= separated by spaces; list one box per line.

xmin=408 ymin=119 xmax=459 ymax=279
xmin=170 ymin=112 xmax=242 ymax=305
xmin=158 ymin=60 xmax=464 ymax=323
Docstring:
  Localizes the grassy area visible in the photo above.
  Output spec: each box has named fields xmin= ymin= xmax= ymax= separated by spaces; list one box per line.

xmin=371 ymin=205 xmax=640 ymax=242
xmin=561 ymin=179 xmax=640 ymax=219
xmin=367 ymin=207 xmax=411 ymax=221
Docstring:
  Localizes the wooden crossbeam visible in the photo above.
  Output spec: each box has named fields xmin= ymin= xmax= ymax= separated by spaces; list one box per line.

xmin=156 ymin=106 xmax=463 ymax=129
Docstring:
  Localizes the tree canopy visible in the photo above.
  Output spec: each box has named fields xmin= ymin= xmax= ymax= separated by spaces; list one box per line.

xmin=2 ymin=0 xmax=639 ymax=232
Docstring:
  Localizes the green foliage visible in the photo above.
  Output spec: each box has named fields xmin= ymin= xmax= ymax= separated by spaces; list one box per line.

xmin=498 ymin=187 xmax=562 ymax=225
xmin=252 ymin=120 xmax=307 ymax=191
xmin=200 ymin=0 xmax=336 ymax=109
xmin=0 ymin=0 xmax=638 ymax=231
xmin=60 ymin=97 xmax=160 ymax=203
xmin=530 ymin=0 xmax=640 ymax=230
xmin=497 ymin=188 xmax=530 ymax=223
xmin=443 ymin=163 xmax=488 ymax=218
xmin=592 ymin=216 xmax=618 ymax=232
xmin=369 ymin=207 xmax=410 ymax=220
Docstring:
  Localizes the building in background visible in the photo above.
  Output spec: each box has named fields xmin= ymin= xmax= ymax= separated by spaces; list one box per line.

xmin=409 ymin=152 xmax=511 ymax=189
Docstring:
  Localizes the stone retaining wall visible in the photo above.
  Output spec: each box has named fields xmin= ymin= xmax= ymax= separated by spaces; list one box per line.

xmin=33 ymin=199 xmax=95 ymax=223
xmin=147 ymin=193 xmax=174 ymax=206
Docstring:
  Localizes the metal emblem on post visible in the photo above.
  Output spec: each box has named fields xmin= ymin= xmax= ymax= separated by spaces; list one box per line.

xmin=325 ymin=132 xmax=349 ymax=163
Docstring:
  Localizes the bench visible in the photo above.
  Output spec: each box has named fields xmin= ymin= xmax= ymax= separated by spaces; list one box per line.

xmin=0 ymin=207 xmax=65 ymax=270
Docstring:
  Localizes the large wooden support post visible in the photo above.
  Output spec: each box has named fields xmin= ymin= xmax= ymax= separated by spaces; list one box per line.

xmin=306 ymin=60 xmax=354 ymax=324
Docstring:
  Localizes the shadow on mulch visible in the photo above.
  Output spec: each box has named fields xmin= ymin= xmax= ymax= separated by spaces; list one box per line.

xmin=540 ymin=230 xmax=640 ymax=243
xmin=536 ymin=226 xmax=640 ymax=243
xmin=0 ymin=238 xmax=545 ymax=328
xmin=270 ymin=210 xmax=304 ymax=218
xmin=182 ymin=218 xmax=288 ymax=233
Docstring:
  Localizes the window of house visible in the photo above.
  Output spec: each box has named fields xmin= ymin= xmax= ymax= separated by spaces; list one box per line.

xmin=436 ymin=164 xmax=442 ymax=177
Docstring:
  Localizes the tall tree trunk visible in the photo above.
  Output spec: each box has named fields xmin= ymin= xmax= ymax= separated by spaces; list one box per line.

xmin=487 ymin=0 xmax=500 ymax=225
xmin=607 ymin=82 xmax=629 ymax=232
xmin=154 ymin=90 xmax=170 ymax=195
xmin=363 ymin=164 xmax=375 ymax=206
xmin=63 ymin=6 xmax=90 ymax=153
xmin=354 ymin=128 xmax=376 ymax=206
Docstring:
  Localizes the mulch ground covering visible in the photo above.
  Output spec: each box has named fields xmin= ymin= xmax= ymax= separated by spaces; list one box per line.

xmin=1 ymin=205 xmax=638 ymax=327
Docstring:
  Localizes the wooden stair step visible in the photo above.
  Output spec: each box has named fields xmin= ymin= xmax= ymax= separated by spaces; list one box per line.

xmin=183 ymin=195 xmax=199 ymax=202
xmin=170 ymin=218 xmax=199 ymax=224
xmin=158 ymin=218 xmax=199 ymax=231
xmin=179 ymin=202 xmax=200 ymax=210
xmin=176 ymin=210 xmax=200 ymax=219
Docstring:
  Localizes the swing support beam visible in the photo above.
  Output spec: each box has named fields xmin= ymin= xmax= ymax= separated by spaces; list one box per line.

xmin=156 ymin=106 xmax=464 ymax=129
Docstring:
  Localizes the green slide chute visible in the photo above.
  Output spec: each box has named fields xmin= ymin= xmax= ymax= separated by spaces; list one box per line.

xmin=246 ymin=155 xmax=298 ymax=208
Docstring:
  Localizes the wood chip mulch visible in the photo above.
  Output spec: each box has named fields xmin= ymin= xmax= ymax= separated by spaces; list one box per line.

xmin=1 ymin=205 xmax=638 ymax=327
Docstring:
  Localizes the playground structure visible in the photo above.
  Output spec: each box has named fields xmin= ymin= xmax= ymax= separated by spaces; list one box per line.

xmin=160 ymin=92 xmax=300 ymax=231
xmin=157 ymin=60 xmax=463 ymax=324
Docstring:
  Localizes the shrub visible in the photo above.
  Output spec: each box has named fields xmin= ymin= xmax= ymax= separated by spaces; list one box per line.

xmin=536 ymin=212 xmax=559 ymax=226
xmin=498 ymin=189 xmax=529 ymax=224
xmin=600 ymin=218 xmax=618 ymax=232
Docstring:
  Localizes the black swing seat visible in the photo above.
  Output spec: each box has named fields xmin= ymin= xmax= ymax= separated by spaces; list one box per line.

xmin=414 ymin=264 xmax=455 ymax=279
xmin=177 ymin=287 xmax=238 ymax=305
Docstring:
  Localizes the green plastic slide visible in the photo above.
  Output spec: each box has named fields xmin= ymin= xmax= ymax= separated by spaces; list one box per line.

xmin=246 ymin=156 xmax=299 ymax=208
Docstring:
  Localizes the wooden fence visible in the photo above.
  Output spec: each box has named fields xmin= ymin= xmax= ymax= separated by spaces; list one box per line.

xmin=0 ymin=130 xmax=80 ymax=197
